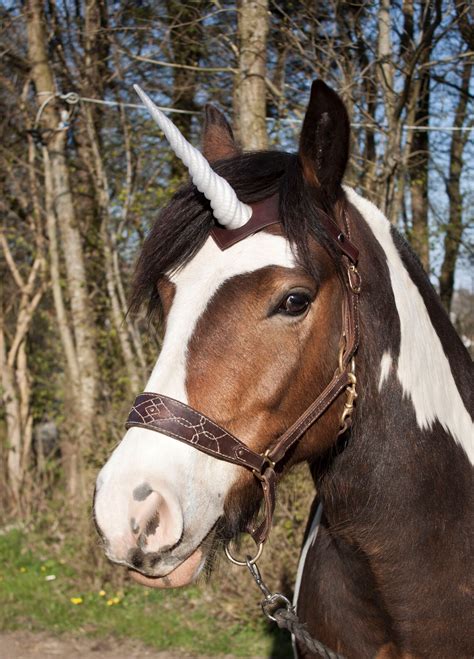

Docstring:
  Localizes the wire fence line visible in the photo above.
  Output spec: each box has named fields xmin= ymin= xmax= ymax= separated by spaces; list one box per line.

xmin=36 ymin=90 xmax=474 ymax=133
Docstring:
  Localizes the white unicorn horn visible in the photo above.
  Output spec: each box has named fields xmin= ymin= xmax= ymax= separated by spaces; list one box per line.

xmin=134 ymin=85 xmax=252 ymax=230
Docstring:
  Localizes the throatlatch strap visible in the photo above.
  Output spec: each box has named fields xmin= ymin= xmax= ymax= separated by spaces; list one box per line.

xmin=265 ymin=369 xmax=352 ymax=466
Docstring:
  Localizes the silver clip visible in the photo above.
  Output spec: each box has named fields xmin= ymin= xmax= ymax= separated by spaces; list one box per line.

xmin=246 ymin=557 xmax=294 ymax=622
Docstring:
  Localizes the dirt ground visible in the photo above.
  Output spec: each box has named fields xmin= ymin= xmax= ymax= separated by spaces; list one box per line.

xmin=0 ymin=631 xmax=264 ymax=659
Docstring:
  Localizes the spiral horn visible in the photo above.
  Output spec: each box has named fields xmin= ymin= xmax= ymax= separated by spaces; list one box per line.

xmin=134 ymin=85 xmax=252 ymax=230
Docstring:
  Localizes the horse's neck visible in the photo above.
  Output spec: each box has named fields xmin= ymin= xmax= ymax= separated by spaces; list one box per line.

xmin=317 ymin=191 xmax=473 ymax=543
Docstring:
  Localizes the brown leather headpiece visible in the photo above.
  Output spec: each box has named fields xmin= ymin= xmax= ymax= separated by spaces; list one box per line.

xmin=211 ymin=194 xmax=280 ymax=250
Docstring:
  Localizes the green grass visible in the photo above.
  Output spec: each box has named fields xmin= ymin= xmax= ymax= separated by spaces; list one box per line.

xmin=0 ymin=528 xmax=291 ymax=656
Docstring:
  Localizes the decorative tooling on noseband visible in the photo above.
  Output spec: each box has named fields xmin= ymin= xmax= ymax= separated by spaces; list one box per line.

xmin=125 ymin=392 xmax=277 ymax=547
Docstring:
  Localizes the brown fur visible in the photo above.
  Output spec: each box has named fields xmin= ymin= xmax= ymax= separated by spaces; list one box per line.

xmin=202 ymin=104 xmax=240 ymax=162
xmin=375 ymin=643 xmax=418 ymax=658
xmin=156 ymin=278 xmax=176 ymax=316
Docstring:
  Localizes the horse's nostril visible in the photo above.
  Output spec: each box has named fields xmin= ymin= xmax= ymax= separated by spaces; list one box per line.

xmin=128 ymin=486 xmax=183 ymax=554
xmin=137 ymin=533 xmax=148 ymax=550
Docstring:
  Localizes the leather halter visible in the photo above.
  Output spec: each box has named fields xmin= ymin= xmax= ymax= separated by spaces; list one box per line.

xmin=125 ymin=196 xmax=360 ymax=547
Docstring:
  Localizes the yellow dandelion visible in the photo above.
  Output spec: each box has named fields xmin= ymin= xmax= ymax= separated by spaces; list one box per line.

xmin=70 ymin=597 xmax=83 ymax=605
xmin=19 ymin=567 xmax=27 ymax=573
xmin=106 ymin=598 xmax=114 ymax=606
xmin=99 ymin=590 xmax=106 ymax=597
xmin=112 ymin=596 xmax=120 ymax=604
xmin=40 ymin=566 xmax=46 ymax=572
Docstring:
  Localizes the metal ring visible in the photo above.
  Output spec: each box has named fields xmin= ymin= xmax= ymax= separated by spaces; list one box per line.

xmin=225 ymin=539 xmax=264 ymax=566
xmin=261 ymin=592 xmax=294 ymax=622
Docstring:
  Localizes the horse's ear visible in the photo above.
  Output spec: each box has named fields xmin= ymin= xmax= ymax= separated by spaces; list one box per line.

xmin=298 ymin=80 xmax=350 ymax=196
xmin=202 ymin=104 xmax=240 ymax=162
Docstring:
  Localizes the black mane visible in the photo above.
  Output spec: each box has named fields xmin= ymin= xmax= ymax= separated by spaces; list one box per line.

xmin=130 ymin=150 xmax=345 ymax=318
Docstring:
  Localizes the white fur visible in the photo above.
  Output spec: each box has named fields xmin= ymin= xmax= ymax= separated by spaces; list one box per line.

xmin=344 ymin=186 xmax=474 ymax=464
xmin=378 ymin=351 xmax=393 ymax=392
xmin=95 ymin=233 xmax=295 ymax=563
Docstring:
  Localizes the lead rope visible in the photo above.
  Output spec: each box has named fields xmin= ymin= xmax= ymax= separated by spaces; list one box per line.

xmin=246 ymin=559 xmax=346 ymax=659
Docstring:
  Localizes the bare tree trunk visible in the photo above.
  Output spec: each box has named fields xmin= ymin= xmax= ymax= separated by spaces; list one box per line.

xmin=439 ymin=56 xmax=472 ymax=311
xmin=43 ymin=151 xmax=80 ymax=385
xmin=408 ymin=70 xmax=430 ymax=272
xmin=166 ymin=0 xmax=200 ymax=141
xmin=353 ymin=14 xmax=378 ymax=198
xmin=405 ymin=0 xmax=433 ymax=272
xmin=84 ymin=107 xmax=141 ymax=392
xmin=18 ymin=340 xmax=34 ymax=477
xmin=27 ymin=0 xmax=98 ymax=502
xmin=165 ymin=1 xmax=202 ymax=179
xmin=377 ymin=0 xmax=442 ymax=223
xmin=377 ymin=0 xmax=401 ymax=219
xmin=0 ymin=236 xmax=44 ymax=509
xmin=0 ymin=323 xmax=22 ymax=506
xmin=235 ymin=0 xmax=269 ymax=150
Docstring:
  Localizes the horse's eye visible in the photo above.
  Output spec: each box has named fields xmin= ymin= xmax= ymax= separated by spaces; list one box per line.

xmin=278 ymin=292 xmax=311 ymax=316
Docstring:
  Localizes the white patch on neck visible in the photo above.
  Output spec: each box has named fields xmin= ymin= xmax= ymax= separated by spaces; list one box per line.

xmin=378 ymin=351 xmax=393 ymax=392
xmin=344 ymin=186 xmax=473 ymax=464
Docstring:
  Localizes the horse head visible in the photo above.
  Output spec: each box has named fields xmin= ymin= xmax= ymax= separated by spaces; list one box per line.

xmin=94 ymin=80 xmax=358 ymax=587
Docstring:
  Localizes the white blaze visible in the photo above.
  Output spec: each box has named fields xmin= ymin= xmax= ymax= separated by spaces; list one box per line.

xmin=378 ymin=351 xmax=393 ymax=392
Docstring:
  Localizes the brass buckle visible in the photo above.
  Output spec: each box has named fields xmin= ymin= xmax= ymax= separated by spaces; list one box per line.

xmin=339 ymin=358 xmax=357 ymax=435
xmin=347 ymin=264 xmax=361 ymax=294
